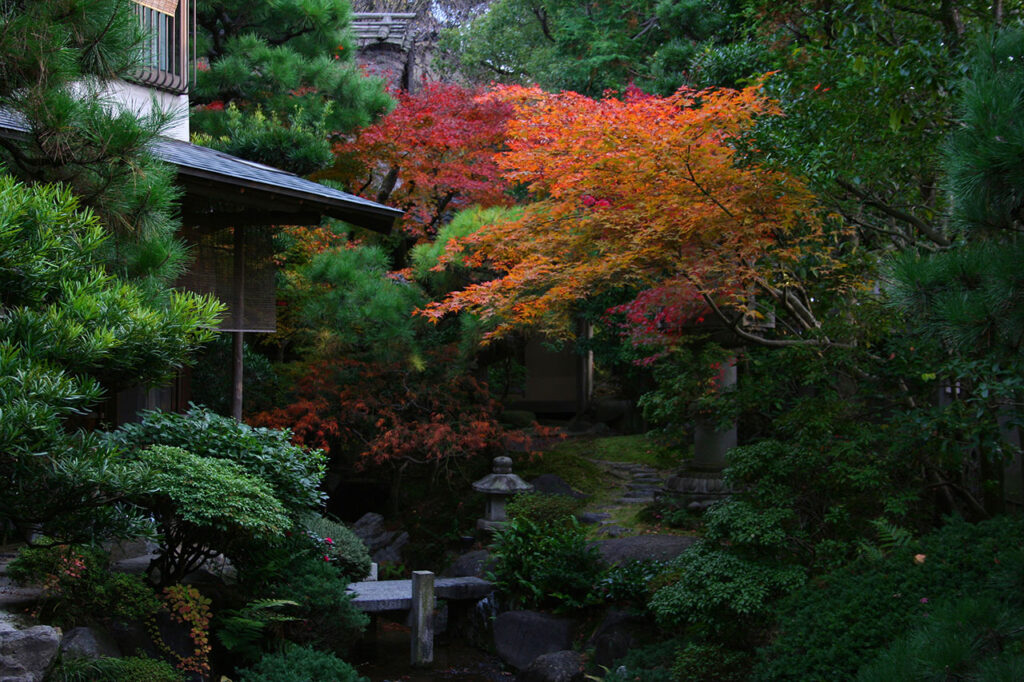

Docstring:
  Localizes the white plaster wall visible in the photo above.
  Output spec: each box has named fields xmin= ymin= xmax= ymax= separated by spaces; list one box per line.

xmin=103 ymin=80 xmax=189 ymax=140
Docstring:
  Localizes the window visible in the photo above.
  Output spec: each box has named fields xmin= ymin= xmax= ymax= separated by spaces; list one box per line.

xmin=133 ymin=0 xmax=188 ymax=93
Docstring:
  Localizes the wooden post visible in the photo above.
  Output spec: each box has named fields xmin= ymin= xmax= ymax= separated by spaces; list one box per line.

xmin=231 ymin=226 xmax=245 ymax=421
xmin=410 ymin=570 xmax=434 ymax=666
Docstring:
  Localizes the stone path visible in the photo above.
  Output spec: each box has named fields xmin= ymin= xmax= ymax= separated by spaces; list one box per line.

xmin=590 ymin=459 xmax=666 ymax=505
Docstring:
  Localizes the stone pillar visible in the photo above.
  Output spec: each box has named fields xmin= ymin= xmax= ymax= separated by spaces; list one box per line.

xmin=662 ymin=356 xmax=738 ymax=510
xmin=410 ymin=570 xmax=434 ymax=666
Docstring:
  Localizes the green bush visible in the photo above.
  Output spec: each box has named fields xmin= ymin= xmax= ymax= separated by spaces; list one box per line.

xmin=591 ymin=559 xmax=666 ymax=608
xmin=48 ymin=655 xmax=183 ymax=682
xmin=137 ymin=445 xmax=290 ymax=584
xmin=600 ymin=640 xmax=679 ymax=682
xmin=648 ymin=540 xmax=805 ymax=640
xmin=505 ymin=492 xmax=584 ymax=525
xmin=7 ymin=542 xmax=159 ymax=627
xmin=489 ymin=516 xmax=604 ymax=611
xmin=236 ymin=644 xmax=366 ymax=682
xmin=273 ymin=554 xmax=369 ymax=655
xmin=110 ymin=405 xmax=326 ymax=514
xmin=856 ymin=596 xmax=1024 ymax=682
xmin=298 ymin=513 xmax=371 ymax=582
xmin=672 ymin=642 xmax=751 ymax=682
xmin=753 ymin=515 xmax=1024 ymax=681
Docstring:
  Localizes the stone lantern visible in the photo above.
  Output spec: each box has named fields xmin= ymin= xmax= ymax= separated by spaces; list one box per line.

xmin=472 ymin=456 xmax=533 ymax=531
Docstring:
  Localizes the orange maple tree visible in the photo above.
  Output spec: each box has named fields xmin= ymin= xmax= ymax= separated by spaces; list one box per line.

xmin=422 ymin=83 xmax=831 ymax=342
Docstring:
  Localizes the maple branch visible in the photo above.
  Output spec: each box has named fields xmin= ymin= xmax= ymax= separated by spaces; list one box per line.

xmin=684 ymin=153 xmax=737 ymax=220
xmin=836 ymin=177 xmax=951 ymax=247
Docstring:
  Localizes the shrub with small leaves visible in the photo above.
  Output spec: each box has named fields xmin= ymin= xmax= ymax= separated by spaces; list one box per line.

xmin=754 ymin=515 xmax=1024 ymax=681
xmin=298 ymin=513 xmax=372 ymax=582
xmin=505 ymin=492 xmax=584 ymax=526
xmin=7 ymin=542 xmax=159 ymax=627
xmin=236 ymin=644 xmax=367 ymax=682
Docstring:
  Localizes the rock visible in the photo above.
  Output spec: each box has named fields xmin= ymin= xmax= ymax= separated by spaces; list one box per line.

xmin=516 ymin=650 xmax=585 ymax=682
xmin=593 ymin=534 xmax=697 ymax=565
xmin=350 ymin=513 xmax=409 ymax=563
xmin=577 ymin=512 xmax=610 ymax=525
xmin=372 ymin=531 xmax=408 ymax=564
xmin=587 ymin=610 xmax=646 ymax=667
xmin=441 ymin=549 xmax=492 ymax=578
xmin=0 ymin=615 xmax=60 ymax=682
xmin=528 ymin=475 xmax=587 ymax=500
xmin=58 ymin=626 xmax=121 ymax=660
xmin=494 ymin=611 xmax=575 ymax=670
xmin=596 ymin=525 xmax=628 ymax=538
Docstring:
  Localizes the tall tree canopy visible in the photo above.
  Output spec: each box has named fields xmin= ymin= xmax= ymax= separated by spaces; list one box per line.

xmin=423 ymin=84 xmax=833 ymax=342
xmin=191 ymin=0 xmax=393 ymax=175
xmin=437 ymin=0 xmax=760 ymax=96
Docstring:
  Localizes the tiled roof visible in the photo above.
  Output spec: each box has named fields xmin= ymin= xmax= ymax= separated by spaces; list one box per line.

xmin=0 ymin=110 xmax=401 ymax=233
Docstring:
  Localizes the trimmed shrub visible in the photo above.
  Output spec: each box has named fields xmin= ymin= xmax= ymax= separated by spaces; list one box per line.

xmin=298 ymin=513 xmax=371 ymax=582
xmin=505 ymin=492 xmax=584 ymax=525
xmin=236 ymin=645 xmax=366 ymax=682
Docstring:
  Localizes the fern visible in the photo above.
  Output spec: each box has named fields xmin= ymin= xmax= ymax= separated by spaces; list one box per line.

xmin=215 ymin=599 xmax=298 ymax=663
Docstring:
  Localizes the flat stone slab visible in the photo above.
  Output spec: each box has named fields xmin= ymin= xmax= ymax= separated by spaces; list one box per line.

xmin=347 ymin=576 xmax=493 ymax=612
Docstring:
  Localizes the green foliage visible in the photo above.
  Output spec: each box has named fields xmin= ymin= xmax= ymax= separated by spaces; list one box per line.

xmin=192 ymin=0 xmax=391 ymax=175
xmin=271 ymin=554 xmax=370 ymax=655
xmin=600 ymin=640 xmax=679 ymax=682
xmin=298 ymin=513 xmax=372 ymax=582
xmin=136 ymin=445 xmax=290 ymax=584
xmin=0 ymin=175 xmax=221 ymax=542
xmin=754 ymin=515 xmax=1024 ymax=681
xmin=592 ymin=559 xmax=667 ymax=608
xmin=0 ymin=0 xmax=188 ymax=280
xmin=110 ymin=405 xmax=326 ymax=514
xmin=236 ymin=645 xmax=366 ymax=682
xmin=48 ymin=655 xmax=183 ymax=682
xmin=505 ymin=492 xmax=585 ymax=525
xmin=946 ymin=30 xmax=1024 ymax=236
xmin=648 ymin=540 xmax=805 ymax=637
xmin=300 ymin=244 xmax=430 ymax=363
xmin=672 ymin=642 xmax=750 ymax=682
xmin=489 ymin=516 xmax=604 ymax=611
xmin=192 ymin=104 xmax=334 ymax=177
xmin=215 ymin=599 xmax=299 ymax=665
xmin=856 ymin=596 xmax=1024 ymax=682
xmin=437 ymin=0 xmax=749 ymax=96
xmin=190 ymin=335 xmax=282 ymax=418
xmin=410 ymin=205 xmax=523 ymax=296
xmin=7 ymin=542 xmax=160 ymax=628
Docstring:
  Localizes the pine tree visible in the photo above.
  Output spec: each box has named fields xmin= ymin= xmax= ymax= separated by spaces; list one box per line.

xmin=191 ymin=0 xmax=393 ymax=175
xmin=0 ymin=0 xmax=186 ymax=282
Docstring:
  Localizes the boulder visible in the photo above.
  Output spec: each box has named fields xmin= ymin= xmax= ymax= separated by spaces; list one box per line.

xmin=593 ymin=534 xmax=697 ymax=565
xmin=0 ymin=615 xmax=60 ymax=682
xmin=372 ymin=531 xmax=408 ymax=564
xmin=587 ymin=610 xmax=647 ymax=667
xmin=441 ymin=549 xmax=492 ymax=578
xmin=516 ymin=650 xmax=585 ymax=682
xmin=494 ymin=611 xmax=575 ymax=670
xmin=528 ymin=474 xmax=587 ymax=500
xmin=58 ymin=626 xmax=121 ymax=660
xmin=350 ymin=513 xmax=409 ymax=564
